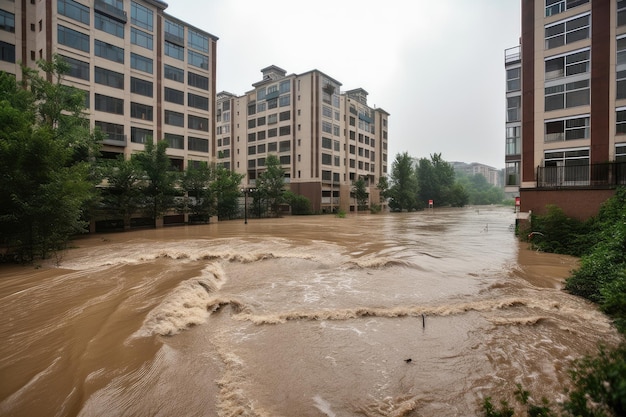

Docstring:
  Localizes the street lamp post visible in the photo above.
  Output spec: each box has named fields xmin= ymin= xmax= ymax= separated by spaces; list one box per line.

xmin=241 ymin=187 xmax=257 ymax=224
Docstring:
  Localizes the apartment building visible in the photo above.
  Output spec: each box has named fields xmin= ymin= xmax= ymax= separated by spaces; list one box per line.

xmin=217 ymin=65 xmax=390 ymax=213
xmin=507 ymin=0 xmax=626 ymax=220
xmin=0 ymin=0 xmax=217 ymax=171
xmin=451 ymin=162 xmax=503 ymax=188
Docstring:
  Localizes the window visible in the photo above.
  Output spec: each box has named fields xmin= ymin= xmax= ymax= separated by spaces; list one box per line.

xmin=322 ymin=137 xmax=332 ymax=149
xmin=257 ymin=131 xmax=266 ymax=140
xmin=0 ymin=9 xmax=15 ymax=33
xmin=279 ymin=94 xmax=290 ymax=107
xmin=165 ymin=110 xmax=184 ymax=127
xmin=323 ymin=106 xmax=333 ymax=118
xmin=268 ymin=114 xmax=278 ymax=124
xmin=95 ymin=67 xmax=124 ymax=89
xmin=188 ymin=115 xmax=208 ymax=131
xmin=268 ymin=128 xmax=277 ymax=138
xmin=95 ymin=40 xmax=124 ymax=64
xmin=188 ymin=137 xmax=208 ymax=152
xmin=58 ymin=0 xmax=89 ymax=25
xmin=257 ymin=102 xmax=266 ymax=112
xmin=279 ymin=140 xmax=290 ymax=152
xmin=164 ymin=19 xmax=184 ymax=44
xmin=130 ymin=77 xmax=152 ymax=97
xmin=131 ymin=102 xmax=153 ymax=121
xmin=248 ymin=119 xmax=256 ymax=129
xmin=620 ymin=0 xmax=626 ymax=27
xmin=131 ymin=2 xmax=153 ymax=31
xmin=188 ymin=93 xmax=208 ymax=110
xmin=61 ymin=55 xmax=89 ymax=80
xmin=322 ymin=153 xmax=332 ymax=165
xmin=164 ymin=87 xmax=184 ymax=105
xmin=268 ymin=142 xmax=277 ymax=152
xmin=188 ymin=29 xmax=209 ymax=52
xmin=618 ymin=70 xmax=626 ymax=100
xmin=322 ymin=121 xmax=333 ymax=134
xmin=544 ymin=148 xmax=590 ymax=184
xmin=188 ymin=50 xmax=208 ymax=69
xmin=131 ymin=127 xmax=152 ymax=144
xmin=257 ymin=116 xmax=266 ymax=126
xmin=507 ymin=97 xmax=521 ymax=122
xmin=95 ymin=94 xmax=123 ymax=114
xmin=280 ymin=80 xmax=290 ymax=94
xmin=164 ymin=65 xmax=184 ymax=83
xmin=248 ymin=146 xmax=256 ymax=155
xmin=248 ymin=102 xmax=256 ymax=116
xmin=267 ymin=98 xmax=278 ymax=109
xmin=188 ymin=71 xmax=208 ymax=90
xmin=279 ymin=126 xmax=291 ymax=136
xmin=279 ymin=111 xmax=290 ymax=121
xmin=280 ymin=155 xmax=290 ymax=165
xmin=248 ymin=133 xmax=256 ymax=142
xmin=257 ymin=144 xmax=266 ymax=153
xmin=131 ymin=27 xmax=152 ymax=50
xmin=545 ymin=79 xmax=589 ymax=111
xmin=95 ymin=121 xmax=124 ymax=142
xmin=95 ymin=13 xmax=124 ymax=38
xmin=545 ymin=0 xmax=589 ymax=17
xmin=545 ymin=115 xmax=589 ymax=142
xmin=164 ymin=41 xmax=184 ymax=60
xmin=58 ymin=25 xmax=89 ymax=52
xmin=164 ymin=133 xmax=184 ymax=149
xmin=131 ymin=53 xmax=152 ymax=74
xmin=545 ymin=14 xmax=590 ymax=49
xmin=545 ymin=49 xmax=590 ymax=80
xmin=616 ymin=144 xmax=626 ymax=161
xmin=616 ymin=108 xmax=626 ymax=135
xmin=506 ymin=126 xmax=521 ymax=155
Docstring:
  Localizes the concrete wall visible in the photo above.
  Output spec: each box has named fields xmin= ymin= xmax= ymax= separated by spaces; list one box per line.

xmin=520 ymin=188 xmax=616 ymax=220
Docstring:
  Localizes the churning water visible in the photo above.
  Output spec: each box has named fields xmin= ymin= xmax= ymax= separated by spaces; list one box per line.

xmin=0 ymin=206 xmax=621 ymax=416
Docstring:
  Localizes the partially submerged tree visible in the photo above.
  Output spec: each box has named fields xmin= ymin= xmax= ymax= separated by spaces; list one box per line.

xmin=387 ymin=152 xmax=419 ymax=211
xmin=0 ymin=57 xmax=100 ymax=261
xmin=256 ymin=154 xmax=286 ymax=217
xmin=179 ymin=163 xmax=215 ymax=223
xmin=212 ymin=164 xmax=244 ymax=220
xmin=100 ymin=155 xmax=144 ymax=229
xmin=352 ymin=177 xmax=369 ymax=211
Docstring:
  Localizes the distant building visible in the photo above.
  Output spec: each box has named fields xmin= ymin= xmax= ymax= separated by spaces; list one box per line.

xmin=505 ymin=0 xmax=626 ymax=220
xmin=216 ymin=66 xmax=390 ymax=213
xmin=451 ymin=162 xmax=503 ymax=188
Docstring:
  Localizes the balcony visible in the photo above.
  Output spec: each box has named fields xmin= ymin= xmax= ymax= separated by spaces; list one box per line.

xmin=537 ymin=162 xmax=626 ymax=188
xmin=94 ymin=0 xmax=127 ymax=23
xmin=505 ymin=46 xmax=521 ymax=65
xmin=101 ymin=133 xmax=127 ymax=147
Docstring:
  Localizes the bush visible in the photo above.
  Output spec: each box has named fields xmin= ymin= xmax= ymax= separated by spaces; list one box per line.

xmin=527 ymin=205 xmax=591 ymax=256
xmin=335 ymin=209 xmax=346 ymax=218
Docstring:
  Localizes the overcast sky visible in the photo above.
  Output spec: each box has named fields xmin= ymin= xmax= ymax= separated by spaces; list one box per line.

xmin=165 ymin=0 xmax=521 ymax=169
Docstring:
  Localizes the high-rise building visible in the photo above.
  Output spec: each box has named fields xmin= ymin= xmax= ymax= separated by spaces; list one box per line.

xmin=507 ymin=0 xmax=626 ymax=220
xmin=217 ymin=66 xmax=390 ymax=213
xmin=0 ymin=0 xmax=217 ymax=170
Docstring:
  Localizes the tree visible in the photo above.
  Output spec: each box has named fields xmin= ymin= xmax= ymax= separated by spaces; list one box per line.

xmin=377 ymin=176 xmax=389 ymax=204
xmin=455 ymin=172 xmax=504 ymax=205
xmin=352 ymin=177 xmax=369 ymax=211
xmin=284 ymin=191 xmax=312 ymax=215
xmin=179 ymin=163 xmax=214 ymax=223
xmin=0 ymin=58 xmax=100 ymax=262
xmin=133 ymin=139 xmax=178 ymax=226
xmin=416 ymin=153 xmax=456 ymax=207
xmin=387 ymin=152 xmax=418 ymax=211
xmin=100 ymin=155 xmax=143 ymax=229
xmin=256 ymin=154 xmax=286 ymax=217
xmin=211 ymin=164 xmax=244 ymax=220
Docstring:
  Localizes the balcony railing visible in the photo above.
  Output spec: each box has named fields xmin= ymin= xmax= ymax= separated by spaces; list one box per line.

xmin=537 ymin=162 xmax=626 ymax=188
xmin=94 ymin=0 xmax=127 ymax=23
xmin=505 ymin=46 xmax=521 ymax=64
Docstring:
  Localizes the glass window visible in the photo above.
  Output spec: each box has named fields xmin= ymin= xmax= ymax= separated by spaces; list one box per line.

xmin=188 ymin=93 xmax=208 ymax=110
xmin=94 ymin=40 xmax=124 ymax=63
xmin=95 ymin=121 xmax=125 ymax=142
xmin=164 ymin=19 xmax=184 ymax=44
xmin=58 ymin=0 xmax=89 ymax=25
xmin=164 ymin=64 xmax=184 ymax=83
xmin=279 ymin=80 xmax=290 ymax=94
xmin=188 ymin=115 xmax=208 ymax=131
xmin=95 ymin=13 xmax=124 ymax=38
xmin=322 ymin=137 xmax=332 ymax=149
xmin=545 ymin=49 xmax=589 ymax=80
xmin=188 ymin=71 xmax=208 ymax=90
xmin=545 ymin=115 xmax=589 ymax=142
xmin=61 ymin=55 xmax=89 ymax=80
xmin=131 ymin=2 xmax=153 ymax=31
xmin=188 ymin=28 xmax=209 ymax=52
xmin=620 ymin=0 xmax=626 ymax=27
xmin=0 ymin=9 xmax=15 ymax=33
xmin=507 ymin=96 xmax=521 ymax=122
xmin=131 ymin=27 xmax=153 ymax=50
xmin=545 ymin=0 xmax=589 ymax=17
xmin=545 ymin=79 xmax=589 ymax=111
xmin=188 ymin=50 xmax=208 ymax=70
xmin=279 ymin=111 xmax=290 ymax=121
xmin=322 ymin=153 xmax=332 ymax=165
xmin=616 ymin=109 xmax=626 ymax=135
xmin=164 ymin=133 xmax=184 ymax=150
xmin=279 ymin=94 xmax=290 ymax=107
xmin=545 ymin=14 xmax=590 ymax=49
xmin=131 ymin=127 xmax=152 ymax=144
xmin=164 ymin=87 xmax=184 ymax=105
xmin=188 ymin=137 xmax=209 ymax=152
xmin=94 ymin=93 xmax=123 ymax=114
xmin=130 ymin=77 xmax=153 ymax=97
xmin=165 ymin=41 xmax=184 ymax=60
xmin=506 ymin=126 xmax=521 ymax=155
xmin=279 ymin=140 xmax=290 ymax=153
xmin=506 ymin=67 xmax=521 ymax=92
xmin=165 ymin=110 xmax=184 ymax=127
xmin=58 ymin=25 xmax=89 ymax=52
xmin=131 ymin=53 xmax=153 ymax=74
xmin=130 ymin=102 xmax=153 ymax=121
xmin=95 ymin=66 xmax=124 ymax=89
xmin=279 ymin=126 xmax=291 ymax=136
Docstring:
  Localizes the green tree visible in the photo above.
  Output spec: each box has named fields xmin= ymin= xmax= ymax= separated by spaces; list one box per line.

xmin=387 ymin=152 xmax=419 ymax=211
xmin=100 ymin=155 xmax=143 ymax=230
xmin=377 ymin=176 xmax=389 ymax=204
xmin=179 ymin=163 xmax=214 ymax=223
xmin=352 ymin=177 xmax=369 ymax=211
xmin=416 ymin=153 xmax=456 ymax=207
xmin=284 ymin=191 xmax=312 ymax=215
xmin=256 ymin=154 xmax=286 ymax=217
xmin=212 ymin=164 xmax=244 ymax=220
xmin=133 ymin=139 xmax=178 ymax=226
xmin=0 ymin=58 xmax=100 ymax=262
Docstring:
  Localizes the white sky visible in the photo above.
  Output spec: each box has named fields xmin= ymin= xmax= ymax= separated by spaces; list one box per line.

xmin=165 ymin=0 xmax=521 ymax=169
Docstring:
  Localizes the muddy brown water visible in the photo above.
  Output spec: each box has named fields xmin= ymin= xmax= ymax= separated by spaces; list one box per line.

xmin=0 ymin=206 xmax=621 ymax=416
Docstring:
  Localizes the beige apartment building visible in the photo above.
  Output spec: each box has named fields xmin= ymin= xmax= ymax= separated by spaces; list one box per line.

xmin=507 ymin=0 xmax=626 ymax=220
xmin=217 ymin=65 xmax=390 ymax=213
xmin=0 ymin=0 xmax=217 ymax=172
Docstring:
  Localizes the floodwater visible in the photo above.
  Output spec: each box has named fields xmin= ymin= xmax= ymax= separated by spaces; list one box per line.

xmin=0 ymin=206 xmax=621 ymax=417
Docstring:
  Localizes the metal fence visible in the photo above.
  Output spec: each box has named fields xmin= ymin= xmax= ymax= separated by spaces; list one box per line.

xmin=537 ymin=162 xmax=626 ymax=188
